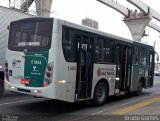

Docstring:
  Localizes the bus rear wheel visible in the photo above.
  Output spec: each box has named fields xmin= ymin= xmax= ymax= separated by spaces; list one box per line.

xmin=92 ymin=82 xmax=108 ymax=106
xmin=136 ymin=80 xmax=143 ymax=96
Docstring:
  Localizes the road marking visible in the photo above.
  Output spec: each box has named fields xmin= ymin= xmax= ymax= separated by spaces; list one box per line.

xmin=112 ymin=97 xmax=160 ymax=115
xmin=0 ymin=98 xmax=44 ymax=106
xmin=72 ymin=93 xmax=160 ymax=121
xmin=89 ymin=95 xmax=159 ymax=115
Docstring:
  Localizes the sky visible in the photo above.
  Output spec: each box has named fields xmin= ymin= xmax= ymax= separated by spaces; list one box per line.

xmin=1 ymin=0 xmax=160 ymax=54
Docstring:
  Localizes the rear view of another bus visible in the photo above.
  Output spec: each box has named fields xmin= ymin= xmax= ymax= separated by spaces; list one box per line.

xmin=5 ymin=17 xmax=54 ymax=98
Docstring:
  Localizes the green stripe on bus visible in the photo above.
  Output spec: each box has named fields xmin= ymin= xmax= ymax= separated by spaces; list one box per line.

xmin=24 ymin=51 xmax=49 ymax=87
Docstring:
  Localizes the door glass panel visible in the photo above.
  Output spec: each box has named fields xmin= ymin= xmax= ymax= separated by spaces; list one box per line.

xmin=76 ymin=35 xmax=93 ymax=99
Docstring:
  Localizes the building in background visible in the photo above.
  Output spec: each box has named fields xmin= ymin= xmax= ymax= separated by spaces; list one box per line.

xmin=9 ymin=0 xmax=53 ymax=17
xmin=82 ymin=18 xmax=99 ymax=29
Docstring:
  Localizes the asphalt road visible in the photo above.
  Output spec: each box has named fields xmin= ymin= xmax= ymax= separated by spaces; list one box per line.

xmin=0 ymin=77 xmax=160 ymax=121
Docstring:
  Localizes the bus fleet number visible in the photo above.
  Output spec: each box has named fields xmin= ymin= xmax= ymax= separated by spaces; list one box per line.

xmin=31 ymin=60 xmax=42 ymax=65
xmin=68 ymin=66 xmax=76 ymax=71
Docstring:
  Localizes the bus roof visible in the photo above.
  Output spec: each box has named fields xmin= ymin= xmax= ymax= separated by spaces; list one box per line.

xmin=59 ymin=18 xmax=133 ymax=43
xmin=58 ymin=18 xmax=153 ymax=49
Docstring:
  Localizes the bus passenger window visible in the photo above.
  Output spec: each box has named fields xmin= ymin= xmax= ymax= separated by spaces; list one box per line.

xmin=133 ymin=46 xmax=139 ymax=64
xmin=139 ymin=47 xmax=147 ymax=65
xmin=95 ymin=38 xmax=105 ymax=63
xmin=104 ymin=39 xmax=114 ymax=63
xmin=62 ymin=27 xmax=76 ymax=62
xmin=95 ymin=37 xmax=114 ymax=63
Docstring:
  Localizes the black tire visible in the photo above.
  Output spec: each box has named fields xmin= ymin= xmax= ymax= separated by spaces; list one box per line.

xmin=136 ymin=80 xmax=143 ymax=96
xmin=0 ymin=79 xmax=4 ymax=97
xmin=92 ymin=81 xmax=108 ymax=106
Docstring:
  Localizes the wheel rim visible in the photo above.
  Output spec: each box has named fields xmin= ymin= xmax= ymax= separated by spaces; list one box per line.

xmin=97 ymin=86 xmax=105 ymax=102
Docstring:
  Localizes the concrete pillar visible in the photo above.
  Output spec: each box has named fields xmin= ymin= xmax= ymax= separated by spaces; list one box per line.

xmin=35 ymin=0 xmax=53 ymax=17
xmin=21 ymin=0 xmax=34 ymax=12
xmin=123 ymin=12 xmax=152 ymax=41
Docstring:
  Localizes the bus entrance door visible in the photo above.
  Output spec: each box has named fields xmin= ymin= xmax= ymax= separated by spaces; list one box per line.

xmin=148 ymin=51 xmax=154 ymax=87
xmin=76 ymin=36 xmax=93 ymax=100
xmin=116 ymin=45 xmax=131 ymax=95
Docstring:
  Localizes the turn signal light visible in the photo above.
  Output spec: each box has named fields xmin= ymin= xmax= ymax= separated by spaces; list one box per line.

xmin=47 ymin=65 xmax=53 ymax=71
xmin=46 ymin=72 xmax=52 ymax=78
xmin=43 ymin=63 xmax=53 ymax=87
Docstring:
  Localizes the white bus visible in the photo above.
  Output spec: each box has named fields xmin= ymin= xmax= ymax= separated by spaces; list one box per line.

xmin=5 ymin=17 xmax=156 ymax=106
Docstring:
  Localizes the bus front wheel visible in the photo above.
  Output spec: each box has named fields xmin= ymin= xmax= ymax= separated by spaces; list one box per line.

xmin=92 ymin=81 xmax=108 ymax=106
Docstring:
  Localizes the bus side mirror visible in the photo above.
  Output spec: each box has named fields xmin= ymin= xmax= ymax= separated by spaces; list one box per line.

xmin=155 ymin=51 xmax=159 ymax=62
xmin=157 ymin=55 xmax=159 ymax=62
xmin=7 ymin=25 xmax=10 ymax=31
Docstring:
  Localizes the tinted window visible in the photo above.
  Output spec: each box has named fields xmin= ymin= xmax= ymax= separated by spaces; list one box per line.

xmin=104 ymin=38 xmax=114 ymax=63
xmin=133 ymin=46 xmax=139 ymax=64
xmin=95 ymin=38 xmax=105 ymax=63
xmin=62 ymin=27 xmax=76 ymax=62
xmin=95 ymin=37 xmax=114 ymax=63
xmin=8 ymin=18 xmax=53 ymax=51
xmin=133 ymin=46 xmax=148 ymax=65
xmin=139 ymin=47 xmax=147 ymax=65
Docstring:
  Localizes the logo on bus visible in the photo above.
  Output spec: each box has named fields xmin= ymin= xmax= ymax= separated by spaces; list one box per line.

xmin=12 ymin=59 xmax=21 ymax=67
xmin=97 ymin=68 xmax=101 ymax=76
xmin=12 ymin=59 xmax=16 ymax=67
xmin=97 ymin=67 xmax=114 ymax=76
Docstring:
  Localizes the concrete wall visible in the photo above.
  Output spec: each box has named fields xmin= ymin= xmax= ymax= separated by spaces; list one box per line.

xmin=0 ymin=6 xmax=32 ymax=70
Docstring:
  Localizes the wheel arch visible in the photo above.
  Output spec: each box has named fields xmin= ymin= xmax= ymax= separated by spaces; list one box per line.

xmin=139 ymin=77 xmax=145 ymax=88
xmin=91 ymin=78 xmax=110 ymax=106
xmin=93 ymin=78 xmax=109 ymax=97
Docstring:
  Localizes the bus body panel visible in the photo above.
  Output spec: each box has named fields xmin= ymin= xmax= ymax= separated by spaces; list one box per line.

xmin=7 ymin=51 xmax=25 ymax=86
xmin=53 ymin=21 xmax=76 ymax=102
xmin=91 ymin=64 xmax=116 ymax=97
xmin=130 ymin=65 xmax=148 ymax=91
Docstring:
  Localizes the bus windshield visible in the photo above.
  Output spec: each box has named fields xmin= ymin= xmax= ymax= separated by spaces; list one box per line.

xmin=8 ymin=19 xmax=53 ymax=51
